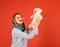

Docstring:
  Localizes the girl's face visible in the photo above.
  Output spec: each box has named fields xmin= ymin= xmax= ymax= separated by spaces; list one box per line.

xmin=15 ymin=14 xmax=23 ymax=24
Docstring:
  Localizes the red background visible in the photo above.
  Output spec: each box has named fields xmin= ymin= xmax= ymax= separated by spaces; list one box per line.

xmin=0 ymin=0 xmax=60 ymax=47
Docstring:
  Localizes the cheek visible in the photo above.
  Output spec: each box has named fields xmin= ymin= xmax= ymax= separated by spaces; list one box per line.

xmin=15 ymin=18 xmax=19 ymax=23
xmin=16 ymin=19 xmax=20 ymax=22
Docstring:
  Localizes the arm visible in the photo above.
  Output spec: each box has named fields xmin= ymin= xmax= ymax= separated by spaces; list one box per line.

xmin=12 ymin=27 xmax=38 ymax=39
xmin=28 ymin=28 xmax=38 ymax=35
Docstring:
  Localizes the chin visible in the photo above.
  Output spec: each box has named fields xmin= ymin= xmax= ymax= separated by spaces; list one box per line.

xmin=19 ymin=22 xmax=23 ymax=24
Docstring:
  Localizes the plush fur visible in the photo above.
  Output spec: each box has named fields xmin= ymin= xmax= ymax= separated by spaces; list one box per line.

xmin=29 ymin=8 xmax=43 ymax=28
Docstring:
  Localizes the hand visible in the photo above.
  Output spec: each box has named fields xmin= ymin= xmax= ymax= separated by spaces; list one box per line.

xmin=35 ymin=18 xmax=41 ymax=27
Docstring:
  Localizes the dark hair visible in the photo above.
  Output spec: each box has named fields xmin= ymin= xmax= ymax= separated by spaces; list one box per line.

xmin=12 ymin=13 xmax=22 ymax=25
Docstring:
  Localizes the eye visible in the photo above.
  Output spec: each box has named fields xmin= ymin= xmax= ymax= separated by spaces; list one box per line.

xmin=17 ymin=17 xmax=20 ymax=19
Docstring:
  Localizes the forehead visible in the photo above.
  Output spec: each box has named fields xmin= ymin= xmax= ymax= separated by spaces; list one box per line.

xmin=15 ymin=14 xmax=22 ymax=17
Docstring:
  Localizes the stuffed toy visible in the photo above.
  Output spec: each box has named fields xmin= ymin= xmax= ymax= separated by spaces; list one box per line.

xmin=29 ymin=8 xmax=43 ymax=28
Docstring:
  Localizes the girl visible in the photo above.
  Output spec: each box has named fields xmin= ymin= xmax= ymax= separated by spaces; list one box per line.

xmin=11 ymin=13 xmax=40 ymax=47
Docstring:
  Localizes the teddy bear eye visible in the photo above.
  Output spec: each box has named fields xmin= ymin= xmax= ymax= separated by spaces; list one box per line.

xmin=35 ymin=11 xmax=36 ymax=13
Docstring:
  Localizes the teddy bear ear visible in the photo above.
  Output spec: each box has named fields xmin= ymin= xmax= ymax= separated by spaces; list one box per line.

xmin=34 ymin=8 xmax=40 ymax=11
xmin=34 ymin=8 xmax=43 ymax=13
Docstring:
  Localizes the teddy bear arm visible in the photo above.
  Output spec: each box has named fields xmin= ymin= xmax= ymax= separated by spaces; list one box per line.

xmin=30 ymin=15 xmax=34 ymax=19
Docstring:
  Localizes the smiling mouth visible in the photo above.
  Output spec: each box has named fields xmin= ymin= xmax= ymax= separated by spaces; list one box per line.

xmin=20 ymin=20 xmax=23 ymax=22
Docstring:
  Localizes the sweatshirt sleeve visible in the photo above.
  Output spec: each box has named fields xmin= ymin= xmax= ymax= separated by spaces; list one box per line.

xmin=12 ymin=27 xmax=38 ymax=39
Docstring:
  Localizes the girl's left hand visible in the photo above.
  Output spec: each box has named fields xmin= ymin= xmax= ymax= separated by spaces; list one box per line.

xmin=35 ymin=18 xmax=41 ymax=27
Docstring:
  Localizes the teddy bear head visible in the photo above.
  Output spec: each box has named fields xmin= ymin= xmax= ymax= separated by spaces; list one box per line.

xmin=34 ymin=8 xmax=42 ymax=15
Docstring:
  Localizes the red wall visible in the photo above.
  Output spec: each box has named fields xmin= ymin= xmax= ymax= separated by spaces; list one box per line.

xmin=0 ymin=0 xmax=60 ymax=47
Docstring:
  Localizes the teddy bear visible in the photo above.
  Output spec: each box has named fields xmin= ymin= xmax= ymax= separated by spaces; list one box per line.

xmin=29 ymin=8 xmax=43 ymax=28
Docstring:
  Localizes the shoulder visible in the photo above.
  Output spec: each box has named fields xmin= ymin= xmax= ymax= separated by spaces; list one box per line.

xmin=12 ymin=27 xmax=21 ymax=33
xmin=12 ymin=27 xmax=17 ymax=31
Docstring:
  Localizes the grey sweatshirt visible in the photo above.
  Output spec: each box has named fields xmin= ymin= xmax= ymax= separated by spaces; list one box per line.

xmin=11 ymin=27 xmax=38 ymax=47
